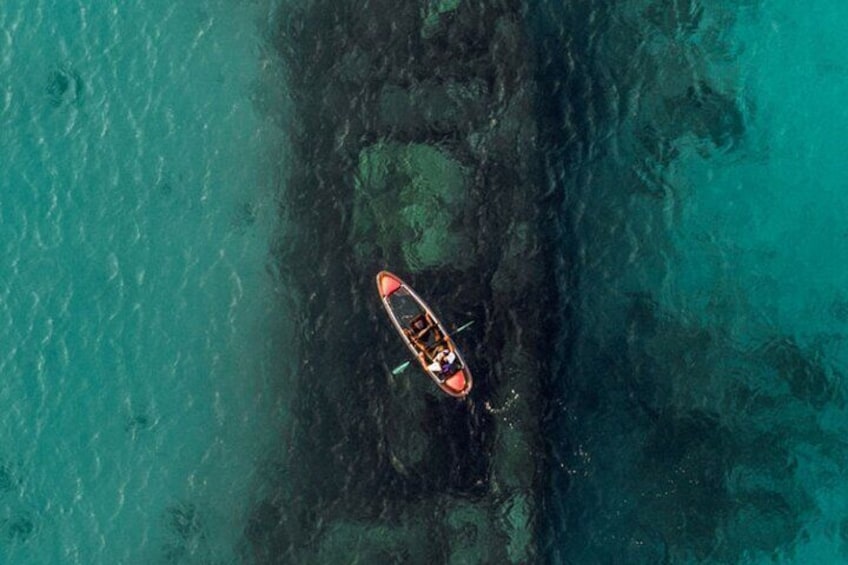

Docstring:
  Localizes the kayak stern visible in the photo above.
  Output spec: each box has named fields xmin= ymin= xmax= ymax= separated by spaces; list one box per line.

xmin=441 ymin=368 xmax=470 ymax=396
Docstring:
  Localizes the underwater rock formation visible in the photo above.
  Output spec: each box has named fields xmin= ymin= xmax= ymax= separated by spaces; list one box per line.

xmin=421 ymin=0 xmax=462 ymax=39
xmin=529 ymin=1 xmax=833 ymax=561
xmin=4 ymin=516 xmax=35 ymax=543
xmin=46 ymin=64 xmax=84 ymax=108
xmin=445 ymin=500 xmax=510 ymax=564
xmin=352 ymin=141 xmax=473 ymax=272
xmin=551 ymin=293 xmax=837 ymax=562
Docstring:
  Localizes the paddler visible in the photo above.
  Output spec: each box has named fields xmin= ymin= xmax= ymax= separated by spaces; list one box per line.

xmin=427 ymin=349 xmax=457 ymax=379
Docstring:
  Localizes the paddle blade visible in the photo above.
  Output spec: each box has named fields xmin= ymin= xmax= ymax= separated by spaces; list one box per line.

xmin=454 ymin=321 xmax=474 ymax=333
xmin=391 ymin=361 xmax=411 ymax=375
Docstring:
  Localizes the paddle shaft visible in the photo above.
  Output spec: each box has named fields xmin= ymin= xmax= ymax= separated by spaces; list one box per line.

xmin=390 ymin=321 xmax=474 ymax=375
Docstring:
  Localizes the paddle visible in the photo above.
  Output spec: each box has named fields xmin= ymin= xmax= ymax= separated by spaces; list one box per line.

xmin=390 ymin=321 xmax=475 ymax=375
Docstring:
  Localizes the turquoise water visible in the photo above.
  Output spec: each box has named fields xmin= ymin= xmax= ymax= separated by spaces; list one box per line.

xmin=1 ymin=0 xmax=291 ymax=562
xmin=545 ymin=0 xmax=848 ymax=562
xmin=673 ymin=3 xmax=848 ymax=560
xmin=5 ymin=0 xmax=848 ymax=562
xmin=672 ymin=1 xmax=848 ymax=350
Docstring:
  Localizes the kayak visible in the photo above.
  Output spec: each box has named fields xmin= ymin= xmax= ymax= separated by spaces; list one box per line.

xmin=376 ymin=270 xmax=473 ymax=398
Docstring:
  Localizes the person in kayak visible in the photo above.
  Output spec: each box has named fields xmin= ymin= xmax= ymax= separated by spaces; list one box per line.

xmin=427 ymin=348 xmax=458 ymax=379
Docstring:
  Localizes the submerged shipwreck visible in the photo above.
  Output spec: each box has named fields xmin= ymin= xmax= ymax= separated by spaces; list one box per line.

xmin=251 ymin=0 xmax=556 ymax=562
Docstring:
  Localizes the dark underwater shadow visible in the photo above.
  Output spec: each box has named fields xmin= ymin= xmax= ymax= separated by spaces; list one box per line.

xmin=245 ymin=0 xmax=560 ymax=562
xmin=523 ymin=0 xmax=844 ymax=562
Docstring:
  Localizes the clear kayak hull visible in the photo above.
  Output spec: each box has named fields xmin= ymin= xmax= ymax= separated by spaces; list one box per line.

xmin=376 ymin=271 xmax=472 ymax=398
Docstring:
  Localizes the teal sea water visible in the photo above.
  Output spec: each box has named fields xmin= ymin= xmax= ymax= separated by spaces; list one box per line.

xmin=544 ymin=0 xmax=848 ymax=562
xmin=5 ymin=0 xmax=848 ymax=562
xmin=1 ymin=0 xmax=291 ymax=562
